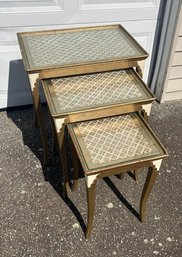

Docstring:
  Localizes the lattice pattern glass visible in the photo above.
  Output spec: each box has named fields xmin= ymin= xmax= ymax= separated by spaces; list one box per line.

xmin=46 ymin=69 xmax=152 ymax=114
xmin=19 ymin=25 xmax=147 ymax=70
xmin=69 ymin=113 xmax=164 ymax=170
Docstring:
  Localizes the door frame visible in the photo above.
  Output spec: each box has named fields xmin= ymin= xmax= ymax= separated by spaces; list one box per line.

xmin=148 ymin=0 xmax=181 ymax=102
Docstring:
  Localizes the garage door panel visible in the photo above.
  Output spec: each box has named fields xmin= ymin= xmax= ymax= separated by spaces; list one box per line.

xmin=0 ymin=0 xmax=161 ymax=108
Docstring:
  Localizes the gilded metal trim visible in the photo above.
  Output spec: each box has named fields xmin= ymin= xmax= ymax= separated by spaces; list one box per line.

xmin=68 ymin=112 xmax=167 ymax=176
xmin=41 ymin=68 xmax=155 ymax=117
xmin=17 ymin=24 xmax=148 ymax=74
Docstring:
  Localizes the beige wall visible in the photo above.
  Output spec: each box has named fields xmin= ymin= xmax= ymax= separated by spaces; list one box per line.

xmin=163 ymin=4 xmax=182 ymax=101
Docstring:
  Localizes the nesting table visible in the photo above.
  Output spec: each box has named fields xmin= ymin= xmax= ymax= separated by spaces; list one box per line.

xmin=41 ymin=67 xmax=156 ymax=193
xmin=68 ymin=113 xmax=167 ymax=238
xmin=17 ymin=24 xmax=167 ymax=238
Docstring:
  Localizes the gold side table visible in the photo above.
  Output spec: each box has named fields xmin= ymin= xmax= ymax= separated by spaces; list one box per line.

xmin=41 ymin=68 xmax=155 ymax=193
xmin=68 ymin=112 xmax=167 ymax=238
xmin=17 ymin=24 xmax=148 ymax=165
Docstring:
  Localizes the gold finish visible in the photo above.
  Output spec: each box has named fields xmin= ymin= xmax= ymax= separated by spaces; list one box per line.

xmin=69 ymin=137 xmax=79 ymax=192
xmin=68 ymin=113 xmax=167 ymax=176
xmin=49 ymin=113 xmax=58 ymax=152
xmin=134 ymin=64 xmax=143 ymax=180
xmin=141 ymin=108 xmax=149 ymax=123
xmin=28 ymin=74 xmax=50 ymax=165
xmin=86 ymin=181 xmax=97 ymax=239
xmin=57 ymin=128 xmax=69 ymax=197
xmin=42 ymin=68 xmax=155 ymax=116
xmin=39 ymin=61 xmax=138 ymax=79
xmin=132 ymin=170 xmax=138 ymax=181
xmin=140 ymin=164 xmax=159 ymax=222
xmin=136 ymin=64 xmax=143 ymax=78
xmin=17 ymin=24 xmax=148 ymax=73
xmin=66 ymin=103 xmax=141 ymax=124
xmin=68 ymin=112 xmax=167 ymax=238
xmin=82 ymin=162 xmax=158 ymax=238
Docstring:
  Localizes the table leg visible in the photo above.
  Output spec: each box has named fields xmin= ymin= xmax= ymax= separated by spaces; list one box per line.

xmin=54 ymin=118 xmax=69 ymax=197
xmin=140 ymin=165 xmax=159 ymax=222
xmin=33 ymin=104 xmax=38 ymax=128
xmin=50 ymin=114 xmax=58 ymax=152
xmin=133 ymin=170 xmax=138 ymax=181
xmin=70 ymin=138 xmax=79 ymax=192
xmin=136 ymin=64 xmax=143 ymax=78
xmin=141 ymin=109 xmax=149 ymax=123
xmin=135 ymin=63 xmax=145 ymax=181
xmin=60 ymin=135 xmax=69 ymax=197
xmin=28 ymin=73 xmax=50 ymax=166
xmin=86 ymin=181 xmax=97 ymax=239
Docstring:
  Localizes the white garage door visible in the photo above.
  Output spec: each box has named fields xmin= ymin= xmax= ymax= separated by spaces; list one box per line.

xmin=0 ymin=0 xmax=161 ymax=108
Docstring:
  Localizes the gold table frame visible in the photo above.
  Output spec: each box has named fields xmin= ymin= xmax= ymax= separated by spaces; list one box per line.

xmin=68 ymin=113 xmax=167 ymax=238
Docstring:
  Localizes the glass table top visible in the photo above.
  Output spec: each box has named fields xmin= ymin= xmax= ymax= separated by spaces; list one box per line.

xmin=68 ymin=113 xmax=167 ymax=173
xmin=42 ymin=68 xmax=155 ymax=116
xmin=17 ymin=24 xmax=148 ymax=72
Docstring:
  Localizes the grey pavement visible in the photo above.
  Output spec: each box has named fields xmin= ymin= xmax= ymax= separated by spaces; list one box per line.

xmin=0 ymin=100 xmax=182 ymax=257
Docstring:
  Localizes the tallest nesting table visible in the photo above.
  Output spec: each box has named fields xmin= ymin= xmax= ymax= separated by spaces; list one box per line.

xmin=17 ymin=24 xmax=148 ymax=165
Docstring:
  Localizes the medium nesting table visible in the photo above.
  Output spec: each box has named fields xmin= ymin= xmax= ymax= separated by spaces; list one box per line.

xmin=68 ymin=112 xmax=167 ymax=238
xmin=41 ymin=68 xmax=155 ymax=194
xmin=17 ymin=24 xmax=148 ymax=165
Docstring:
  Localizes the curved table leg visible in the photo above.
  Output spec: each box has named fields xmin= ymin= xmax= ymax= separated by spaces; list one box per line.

xmin=135 ymin=64 xmax=146 ymax=182
xmin=28 ymin=73 xmax=50 ymax=166
xmin=141 ymin=109 xmax=149 ymax=123
xmin=136 ymin=64 xmax=143 ymax=78
xmin=33 ymin=104 xmax=38 ymax=128
xmin=50 ymin=115 xmax=58 ymax=152
xmin=60 ymin=135 xmax=69 ymax=197
xmin=70 ymin=138 xmax=79 ymax=192
xmin=54 ymin=118 xmax=69 ymax=197
xmin=131 ymin=64 xmax=144 ymax=183
xmin=133 ymin=170 xmax=138 ymax=181
xmin=86 ymin=181 xmax=97 ymax=239
xmin=140 ymin=165 xmax=159 ymax=222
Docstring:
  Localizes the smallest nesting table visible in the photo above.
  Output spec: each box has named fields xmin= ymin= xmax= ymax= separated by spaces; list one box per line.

xmin=68 ymin=112 xmax=167 ymax=238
